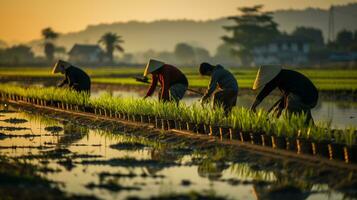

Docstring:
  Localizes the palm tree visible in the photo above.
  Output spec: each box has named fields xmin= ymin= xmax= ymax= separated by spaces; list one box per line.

xmin=98 ymin=32 xmax=124 ymax=63
xmin=42 ymin=27 xmax=58 ymax=62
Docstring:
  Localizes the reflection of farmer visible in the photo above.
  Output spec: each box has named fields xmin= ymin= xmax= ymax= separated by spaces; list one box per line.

xmin=250 ymin=65 xmax=318 ymax=124
xmin=52 ymin=60 xmax=91 ymax=93
xmin=199 ymin=63 xmax=238 ymax=114
xmin=143 ymin=59 xmax=188 ymax=102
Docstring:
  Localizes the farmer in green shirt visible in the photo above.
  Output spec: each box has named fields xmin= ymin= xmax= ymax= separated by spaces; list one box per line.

xmin=250 ymin=65 xmax=318 ymax=124
xmin=52 ymin=60 xmax=91 ymax=94
xmin=199 ymin=62 xmax=239 ymax=114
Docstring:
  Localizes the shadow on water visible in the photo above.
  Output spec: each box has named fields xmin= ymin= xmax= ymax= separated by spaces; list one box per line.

xmin=0 ymin=105 xmax=356 ymax=200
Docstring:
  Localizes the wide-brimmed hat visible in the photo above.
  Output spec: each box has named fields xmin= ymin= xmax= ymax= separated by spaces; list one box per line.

xmin=143 ymin=59 xmax=165 ymax=76
xmin=52 ymin=60 xmax=71 ymax=74
xmin=252 ymin=65 xmax=282 ymax=90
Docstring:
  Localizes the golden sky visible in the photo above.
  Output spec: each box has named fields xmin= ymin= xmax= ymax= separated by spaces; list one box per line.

xmin=0 ymin=0 xmax=355 ymax=43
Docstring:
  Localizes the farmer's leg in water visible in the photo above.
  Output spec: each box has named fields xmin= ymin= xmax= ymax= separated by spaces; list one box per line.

xmin=169 ymin=83 xmax=188 ymax=103
xmin=213 ymin=90 xmax=238 ymax=114
xmin=285 ymin=93 xmax=314 ymax=124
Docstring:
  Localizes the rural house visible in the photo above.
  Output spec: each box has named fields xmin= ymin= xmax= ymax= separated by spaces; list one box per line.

xmin=68 ymin=44 xmax=104 ymax=64
xmin=253 ymin=36 xmax=310 ymax=66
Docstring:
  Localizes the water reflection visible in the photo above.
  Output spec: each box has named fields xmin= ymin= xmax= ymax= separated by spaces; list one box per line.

xmin=0 ymin=107 xmax=355 ymax=200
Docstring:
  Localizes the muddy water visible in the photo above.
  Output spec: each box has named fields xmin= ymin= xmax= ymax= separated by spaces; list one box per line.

xmin=91 ymin=89 xmax=357 ymax=129
xmin=0 ymin=106 xmax=356 ymax=200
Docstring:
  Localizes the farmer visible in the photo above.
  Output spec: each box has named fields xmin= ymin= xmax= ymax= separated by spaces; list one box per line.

xmin=250 ymin=65 xmax=318 ymax=124
xmin=52 ymin=60 xmax=91 ymax=94
xmin=143 ymin=59 xmax=188 ymax=102
xmin=199 ymin=62 xmax=238 ymax=114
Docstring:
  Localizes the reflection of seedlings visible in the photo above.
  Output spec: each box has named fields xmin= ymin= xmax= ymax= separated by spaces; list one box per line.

xmin=109 ymin=142 xmax=146 ymax=151
xmin=99 ymin=171 xmax=165 ymax=181
xmin=181 ymin=179 xmax=192 ymax=186
xmin=0 ymin=109 xmax=16 ymax=113
xmin=0 ymin=156 xmax=99 ymax=199
xmin=81 ymin=158 xmax=177 ymax=168
xmin=44 ymin=126 xmax=63 ymax=133
xmin=44 ymin=148 xmax=71 ymax=157
xmin=126 ymin=191 xmax=227 ymax=200
xmin=57 ymin=158 xmax=75 ymax=171
xmin=253 ymin=183 xmax=309 ymax=200
xmin=0 ymin=145 xmax=52 ymax=150
xmin=0 ymin=126 xmax=29 ymax=131
xmin=37 ymin=166 xmax=62 ymax=174
xmin=71 ymin=143 xmax=102 ymax=147
xmin=220 ymin=178 xmax=242 ymax=186
xmin=0 ymin=133 xmax=41 ymax=139
xmin=86 ymin=180 xmax=141 ymax=192
xmin=2 ymin=118 xmax=28 ymax=124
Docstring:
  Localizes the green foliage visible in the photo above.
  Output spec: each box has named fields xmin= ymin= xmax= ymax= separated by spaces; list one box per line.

xmin=98 ymin=32 xmax=124 ymax=62
xmin=222 ymin=5 xmax=280 ymax=65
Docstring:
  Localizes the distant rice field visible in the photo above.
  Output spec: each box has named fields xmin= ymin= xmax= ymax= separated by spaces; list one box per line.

xmin=1 ymin=66 xmax=357 ymax=91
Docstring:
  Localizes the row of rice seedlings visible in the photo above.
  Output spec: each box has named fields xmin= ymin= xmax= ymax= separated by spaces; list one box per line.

xmin=334 ymin=127 xmax=356 ymax=147
xmin=0 ymin=84 xmax=90 ymax=106
xmin=0 ymin=84 xmax=355 ymax=146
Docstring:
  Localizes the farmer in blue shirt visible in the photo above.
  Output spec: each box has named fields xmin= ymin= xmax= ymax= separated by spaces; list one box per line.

xmin=199 ymin=62 xmax=239 ymax=114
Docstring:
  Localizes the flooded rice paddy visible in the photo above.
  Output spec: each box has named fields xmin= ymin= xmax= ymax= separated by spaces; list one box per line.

xmin=0 ymin=104 xmax=356 ymax=199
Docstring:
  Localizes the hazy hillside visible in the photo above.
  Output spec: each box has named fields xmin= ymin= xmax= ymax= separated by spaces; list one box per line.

xmin=0 ymin=40 xmax=7 ymax=49
xmin=29 ymin=3 xmax=357 ymax=55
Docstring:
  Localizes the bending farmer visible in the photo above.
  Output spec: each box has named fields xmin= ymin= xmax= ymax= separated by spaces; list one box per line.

xmin=52 ymin=60 xmax=91 ymax=94
xmin=143 ymin=59 xmax=188 ymax=102
xmin=250 ymin=65 xmax=318 ymax=123
xmin=199 ymin=63 xmax=238 ymax=113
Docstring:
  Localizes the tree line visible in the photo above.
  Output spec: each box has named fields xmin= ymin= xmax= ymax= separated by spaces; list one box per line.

xmin=0 ymin=5 xmax=356 ymax=66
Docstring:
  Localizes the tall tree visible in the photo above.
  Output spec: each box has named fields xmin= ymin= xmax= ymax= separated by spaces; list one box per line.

xmin=292 ymin=27 xmax=324 ymax=47
xmin=98 ymin=32 xmax=124 ymax=63
xmin=42 ymin=27 xmax=58 ymax=62
xmin=222 ymin=5 xmax=280 ymax=66
xmin=174 ymin=43 xmax=195 ymax=65
xmin=0 ymin=45 xmax=35 ymax=64
xmin=336 ymin=30 xmax=354 ymax=49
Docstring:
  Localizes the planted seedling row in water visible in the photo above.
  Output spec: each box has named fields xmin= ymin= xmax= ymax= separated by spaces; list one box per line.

xmin=0 ymin=84 xmax=356 ymax=164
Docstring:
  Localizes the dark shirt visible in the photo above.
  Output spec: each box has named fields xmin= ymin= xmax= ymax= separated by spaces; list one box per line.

xmin=58 ymin=66 xmax=91 ymax=93
xmin=255 ymin=69 xmax=318 ymax=106
xmin=145 ymin=64 xmax=188 ymax=101
xmin=203 ymin=65 xmax=238 ymax=99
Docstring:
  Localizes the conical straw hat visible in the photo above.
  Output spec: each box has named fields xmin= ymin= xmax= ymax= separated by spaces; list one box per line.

xmin=52 ymin=60 xmax=71 ymax=74
xmin=252 ymin=65 xmax=282 ymax=90
xmin=143 ymin=59 xmax=165 ymax=76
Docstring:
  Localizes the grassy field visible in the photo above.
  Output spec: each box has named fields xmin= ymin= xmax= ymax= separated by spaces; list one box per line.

xmin=1 ymin=66 xmax=357 ymax=91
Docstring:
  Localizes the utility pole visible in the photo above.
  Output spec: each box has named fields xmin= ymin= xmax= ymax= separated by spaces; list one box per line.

xmin=328 ymin=6 xmax=335 ymax=43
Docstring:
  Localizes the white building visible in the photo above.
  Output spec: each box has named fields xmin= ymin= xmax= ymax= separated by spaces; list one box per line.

xmin=253 ymin=36 xmax=310 ymax=66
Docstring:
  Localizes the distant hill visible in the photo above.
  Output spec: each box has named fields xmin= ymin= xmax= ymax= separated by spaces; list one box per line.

xmin=0 ymin=40 xmax=7 ymax=49
xmin=29 ymin=3 xmax=357 ymax=55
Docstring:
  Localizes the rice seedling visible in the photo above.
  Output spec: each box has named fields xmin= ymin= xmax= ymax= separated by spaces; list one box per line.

xmin=1 ymin=83 xmax=356 ymax=146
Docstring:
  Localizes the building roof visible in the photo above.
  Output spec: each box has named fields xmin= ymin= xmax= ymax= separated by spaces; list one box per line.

xmin=69 ymin=44 xmax=103 ymax=55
